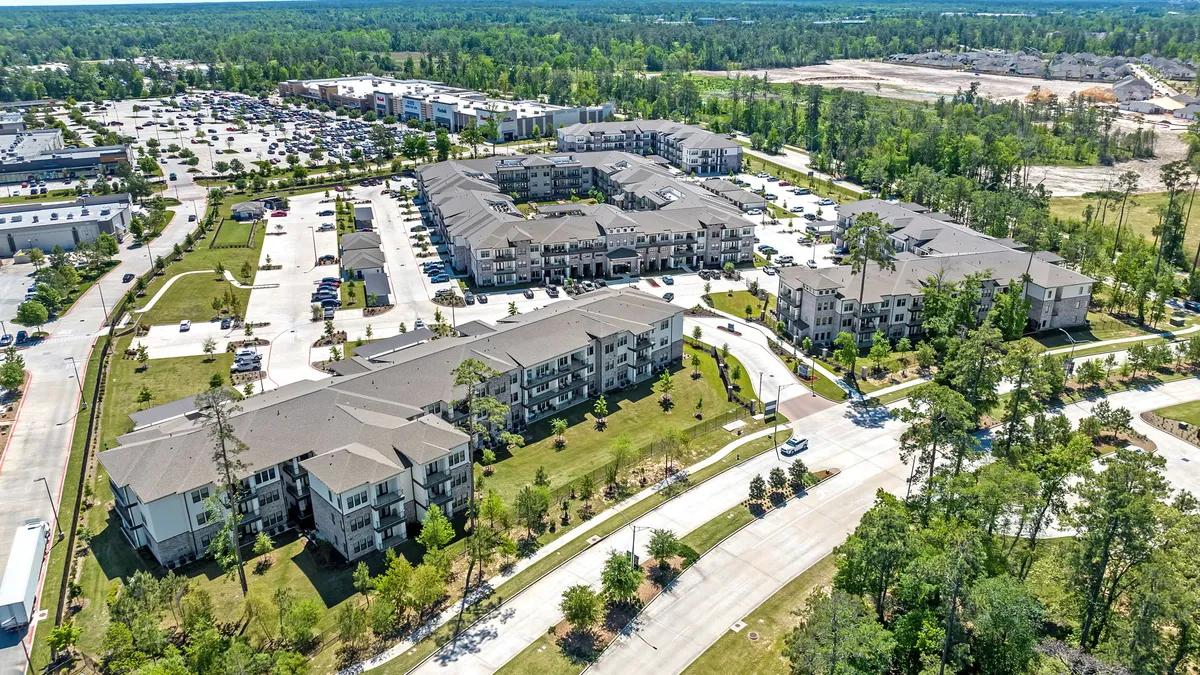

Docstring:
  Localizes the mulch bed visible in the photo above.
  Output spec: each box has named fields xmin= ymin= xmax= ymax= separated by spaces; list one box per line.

xmin=742 ymin=468 xmax=840 ymax=514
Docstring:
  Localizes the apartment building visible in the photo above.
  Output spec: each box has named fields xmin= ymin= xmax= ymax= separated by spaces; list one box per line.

xmin=779 ymin=199 xmax=1094 ymax=346
xmin=556 ymin=121 xmax=742 ymax=175
xmin=99 ymin=289 xmax=683 ymax=568
xmin=279 ymin=76 xmax=613 ymax=141
xmin=415 ymin=152 xmax=755 ymax=286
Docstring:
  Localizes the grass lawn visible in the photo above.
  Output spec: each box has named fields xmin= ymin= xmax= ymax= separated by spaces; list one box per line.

xmin=483 ymin=344 xmax=763 ymax=505
xmin=679 ymin=504 xmax=756 ymax=555
xmin=101 ymin=335 xmax=236 ymax=445
xmin=1051 ymin=192 xmax=1185 ymax=255
xmin=341 ymin=277 xmax=365 ymax=309
xmin=1153 ymin=400 xmax=1200 ymax=427
xmin=138 ymin=272 xmax=250 ymax=326
xmin=1030 ymin=311 xmax=1172 ymax=350
xmin=681 ymin=554 xmax=837 ymax=675
xmin=742 ymin=155 xmax=861 ymax=204
xmin=704 ymin=290 xmax=776 ymax=320
xmin=0 ymin=189 xmax=77 ymax=205
xmin=212 ymin=218 xmax=255 ymax=247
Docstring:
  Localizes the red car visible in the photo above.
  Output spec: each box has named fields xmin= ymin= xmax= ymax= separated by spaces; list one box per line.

xmin=334 ymin=186 xmax=344 ymax=192
xmin=271 ymin=210 xmax=287 ymax=217
xmin=778 ymin=181 xmax=791 ymax=186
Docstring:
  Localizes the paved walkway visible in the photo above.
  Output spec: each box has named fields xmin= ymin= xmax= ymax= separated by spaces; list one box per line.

xmin=132 ymin=269 xmax=212 ymax=313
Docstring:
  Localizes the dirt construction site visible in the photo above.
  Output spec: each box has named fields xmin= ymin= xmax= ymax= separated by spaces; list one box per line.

xmin=696 ymin=59 xmax=1110 ymax=103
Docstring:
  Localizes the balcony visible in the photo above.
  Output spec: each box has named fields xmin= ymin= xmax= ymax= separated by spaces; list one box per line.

xmin=280 ymin=461 xmax=307 ymax=479
xmin=525 ymin=358 xmax=589 ymax=388
xmin=427 ymin=491 xmax=453 ymax=509
xmin=373 ymin=490 xmax=404 ymax=509
xmin=380 ymin=533 xmax=406 ymax=549
xmin=374 ymin=511 xmax=405 ymax=532
xmin=420 ymin=469 xmax=452 ymax=487
xmin=285 ymin=482 xmax=310 ymax=500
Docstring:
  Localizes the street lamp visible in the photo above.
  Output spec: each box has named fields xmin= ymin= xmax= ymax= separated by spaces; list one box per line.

xmin=67 ymin=355 xmax=83 ymax=399
xmin=1057 ymin=327 xmax=1078 ymax=360
xmin=34 ymin=477 xmax=63 ymax=541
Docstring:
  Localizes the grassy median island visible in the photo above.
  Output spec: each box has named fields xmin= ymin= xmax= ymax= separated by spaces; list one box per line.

xmin=703 ymin=289 xmax=776 ymax=320
xmin=137 ymin=272 xmax=249 ymax=325
xmin=1152 ymin=400 xmax=1200 ymax=427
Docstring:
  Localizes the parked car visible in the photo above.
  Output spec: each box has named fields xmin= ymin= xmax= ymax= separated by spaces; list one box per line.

xmin=523 ymin=288 xmax=535 ymax=299
xmin=323 ymin=307 xmax=335 ymax=320
xmin=746 ymin=209 xmax=763 ymax=216
xmin=188 ymin=214 xmax=197 ymax=222
xmin=477 ymin=293 xmax=488 ymax=304
xmin=779 ymin=181 xmax=791 ymax=186
xmin=317 ymin=255 xmax=336 ymax=265
xmin=662 ymin=275 xmax=674 ymax=285
xmin=1186 ymin=300 xmax=1200 ymax=312
xmin=818 ymin=198 xmax=835 ymax=206
xmin=271 ymin=210 xmax=287 ymax=217
xmin=231 ymin=360 xmax=260 ymax=373
xmin=0 ymin=335 xmax=11 ymax=347
xmin=464 ymin=291 xmax=475 ymax=305
xmin=430 ymin=273 xmax=450 ymax=283
xmin=803 ymin=213 xmax=817 ymax=221
xmin=15 ymin=331 xmax=27 ymax=344
xmin=320 ymin=298 xmax=342 ymax=308
xmin=546 ymin=286 xmax=560 ymax=298
xmin=806 ymin=259 xmax=818 ymax=268
xmin=763 ymin=266 xmax=777 ymax=275
xmin=414 ymin=318 xmax=425 ymax=329
xmin=221 ymin=317 xmax=232 ymax=329
xmin=122 ymin=273 xmax=135 ymax=283
xmin=790 ymin=206 xmax=805 ymax=213
xmin=663 ymin=292 xmax=675 ymax=302
xmin=179 ymin=320 xmax=192 ymax=332
xmin=320 ymin=277 xmax=341 ymax=286
xmin=791 ymin=187 xmax=810 ymax=195
xmin=317 ymin=223 xmax=335 ymax=231
xmin=781 ymin=434 xmax=809 ymax=456
xmin=318 ymin=210 xmax=335 ymax=216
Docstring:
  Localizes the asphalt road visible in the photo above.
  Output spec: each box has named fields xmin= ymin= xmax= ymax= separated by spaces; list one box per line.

xmin=0 ymin=164 xmax=207 ymax=675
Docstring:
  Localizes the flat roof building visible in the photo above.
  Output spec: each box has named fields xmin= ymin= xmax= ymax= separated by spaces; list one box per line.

xmin=0 ymin=121 xmax=130 ymax=185
xmin=279 ymin=76 xmax=613 ymax=141
xmin=0 ymin=194 xmax=132 ymax=256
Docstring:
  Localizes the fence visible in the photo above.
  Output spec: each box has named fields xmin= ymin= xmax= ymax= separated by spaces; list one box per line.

xmin=685 ymin=335 xmax=759 ymax=415
xmin=548 ymin=406 xmax=747 ymax=504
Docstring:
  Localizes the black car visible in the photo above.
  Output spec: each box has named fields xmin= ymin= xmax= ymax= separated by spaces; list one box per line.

xmin=122 ymin=273 xmax=135 ymax=283
xmin=477 ymin=293 xmax=488 ymax=304
xmin=546 ymin=286 xmax=560 ymax=298
xmin=464 ymin=291 xmax=475 ymax=305
xmin=221 ymin=317 xmax=232 ymax=330
xmin=523 ymin=288 xmax=535 ymax=299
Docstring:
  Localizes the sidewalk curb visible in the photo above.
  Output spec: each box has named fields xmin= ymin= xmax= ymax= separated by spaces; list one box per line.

xmin=0 ymin=369 xmax=33 ymax=473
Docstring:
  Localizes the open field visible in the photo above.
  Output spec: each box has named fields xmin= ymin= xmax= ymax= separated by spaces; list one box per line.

xmin=1154 ymin=400 xmax=1200 ymax=427
xmin=1051 ymin=191 xmax=1200 ymax=256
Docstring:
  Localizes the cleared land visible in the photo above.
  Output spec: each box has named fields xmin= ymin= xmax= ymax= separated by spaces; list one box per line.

xmin=695 ymin=60 xmax=1102 ymax=103
xmin=1051 ymin=191 xmax=1200 ymax=258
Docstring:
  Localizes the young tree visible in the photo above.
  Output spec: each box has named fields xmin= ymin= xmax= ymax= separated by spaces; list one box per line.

xmin=515 ymin=485 xmax=550 ymax=537
xmin=416 ymin=504 xmax=454 ymax=552
xmin=788 ymin=459 xmax=809 ymax=491
xmin=868 ymin=330 xmax=891 ymax=375
xmin=593 ymin=395 xmax=609 ymax=429
xmin=608 ymin=434 xmax=635 ymax=487
xmin=202 ymin=337 xmax=217 ymax=361
xmin=197 ymin=387 xmax=250 ymax=595
xmin=48 ymin=621 xmax=82 ymax=656
xmin=253 ymin=531 xmax=274 ymax=558
xmin=833 ymin=331 xmax=858 ymax=375
xmin=769 ymin=467 xmax=788 ymax=495
xmin=15 ymin=300 xmax=49 ymax=331
xmin=551 ymin=417 xmax=569 ymax=447
xmin=915 ymin=341 xmax=937 ymax=371
xmin=647 ymin=528 xmax=680 ymax=569
xmin=508 ymin=300 xmax=519 ymax=316
xmin=749 ymin=474 xmax=767 ymax=502
xmin=560 ymin=584 xmax=603 ymax=635
xmin=601 ymin=550 xmax=644 ymax=604
xmin=0 ymin=346 xmax=26 ymax=392
xmin=657 ymin=370 xmax=675 ymax=405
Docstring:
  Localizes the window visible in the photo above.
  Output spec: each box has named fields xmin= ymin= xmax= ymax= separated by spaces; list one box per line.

xmin=425 ymin=461 xmax=440 ymax=476
xmin=480 ymin=250 xmax=491 ymax=259
xmin=604 ymin=343 xmax=614 ymax=354
xmin=261 ymin=489 xmax=281 ymax=505
xmin=895 ymin=314 xmax=904 ymax=322
xmin=190 ymin=487 xmax=210 ymax=503
xmin=349 ymin=513 xmax=370 ymax=532
xmin=346 ymin=490 xmax=368 ymax=510
xmin=896 ymin=298 xmax=907 ymax=307
xmin=195 ymin=512 xmax=209 ymax=527
xmin=450 ymin=449 xmax=467 ymax=466
xmin=253 ymin=467 xmax=277 ymax=486
xmin=659 ymin=320 xmax=669 ymax=331
xmin=200 ymin=535 xmax=212 ymax=548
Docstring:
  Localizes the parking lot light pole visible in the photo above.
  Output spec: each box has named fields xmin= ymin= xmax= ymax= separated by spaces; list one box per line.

xmin=34 ymin=477 xmax=63 ymax=541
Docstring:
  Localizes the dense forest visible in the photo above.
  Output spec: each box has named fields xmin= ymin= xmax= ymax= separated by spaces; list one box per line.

xmin=4 ymin=0 xmax=1200 ymax=102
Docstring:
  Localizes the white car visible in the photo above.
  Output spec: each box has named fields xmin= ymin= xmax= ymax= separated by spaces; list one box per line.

xmin=781 ymin=435 xmax=809 ymax=456
xmin=179 ymin=320 xmax=192 ymax=332
xmin=746 ymin=209 xmax=763 ymax=216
